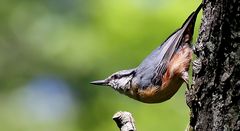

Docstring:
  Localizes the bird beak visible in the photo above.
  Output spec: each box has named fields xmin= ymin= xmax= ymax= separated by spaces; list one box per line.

xmin=90 ymin=79 xmax=109 ymax=86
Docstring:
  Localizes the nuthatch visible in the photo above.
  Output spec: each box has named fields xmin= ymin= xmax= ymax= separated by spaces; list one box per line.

xmin=91 ymin=4 xmax=202 ymax=103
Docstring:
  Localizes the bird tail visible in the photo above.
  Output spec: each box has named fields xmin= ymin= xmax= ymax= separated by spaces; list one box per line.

xmin=180 ymin=4 xmax=203 ymax=45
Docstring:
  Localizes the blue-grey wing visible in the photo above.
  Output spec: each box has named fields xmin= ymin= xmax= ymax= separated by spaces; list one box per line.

xmin=135 ymin=4 xmax=202 ymax=88
xmin=135 ymin=29 xmax=183 ymax=88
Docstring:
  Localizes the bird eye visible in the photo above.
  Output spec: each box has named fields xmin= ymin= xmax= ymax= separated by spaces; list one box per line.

xmin=112 ymin=75 xmax=118 ymax=79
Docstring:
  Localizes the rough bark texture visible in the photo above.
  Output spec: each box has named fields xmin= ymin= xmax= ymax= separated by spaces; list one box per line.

xmin=186 ymin=0 xmax=240 ymax=130
xmin=113 ymin=111 xmax=137 ymax=131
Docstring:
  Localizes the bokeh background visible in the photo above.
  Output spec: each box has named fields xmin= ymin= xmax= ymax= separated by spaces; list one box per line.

xmin=0 ymin=0 xmax=202 ymax=130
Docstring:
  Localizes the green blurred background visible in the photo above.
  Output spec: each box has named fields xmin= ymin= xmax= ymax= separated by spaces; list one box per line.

xmin=0 ymin=0 xmax=201 ymax=130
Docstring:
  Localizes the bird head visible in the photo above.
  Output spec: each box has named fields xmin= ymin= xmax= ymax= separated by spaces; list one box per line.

xmin=90 ymin=69 xmax=135 ymax=92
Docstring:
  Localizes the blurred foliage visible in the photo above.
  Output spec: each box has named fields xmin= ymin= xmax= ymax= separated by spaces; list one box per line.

xmin=0 ymin=0 xmax=201 ymax=130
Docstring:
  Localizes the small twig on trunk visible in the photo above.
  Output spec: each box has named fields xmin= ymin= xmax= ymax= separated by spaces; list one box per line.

xmin=113 ymin=111 xmax=137 ymax=131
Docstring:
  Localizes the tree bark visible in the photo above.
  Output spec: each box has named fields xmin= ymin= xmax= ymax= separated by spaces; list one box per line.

xmin=186 ymin=0 xmax=240 ymax=130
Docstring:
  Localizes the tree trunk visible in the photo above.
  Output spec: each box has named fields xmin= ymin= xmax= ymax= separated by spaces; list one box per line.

xmin=186 ymin=0 xmax=240 ymax=130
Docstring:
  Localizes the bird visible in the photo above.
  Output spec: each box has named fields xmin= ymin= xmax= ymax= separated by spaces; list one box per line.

xmin=90 ymin=4 xmax=202 ymax=103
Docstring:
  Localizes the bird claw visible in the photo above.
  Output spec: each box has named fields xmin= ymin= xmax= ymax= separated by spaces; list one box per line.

xmin=193 ymin=59 xmax=202 ymax=74
xmin=181 ymin=71 xmax=190 ymax=90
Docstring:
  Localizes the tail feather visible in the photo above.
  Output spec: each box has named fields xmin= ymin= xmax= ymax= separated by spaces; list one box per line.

xmin=180 ymin=4 xmax=203 ymax=45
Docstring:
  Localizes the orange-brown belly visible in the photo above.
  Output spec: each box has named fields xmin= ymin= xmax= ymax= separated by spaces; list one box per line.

xmin=136 ymin=77 xmax=184 ymax=103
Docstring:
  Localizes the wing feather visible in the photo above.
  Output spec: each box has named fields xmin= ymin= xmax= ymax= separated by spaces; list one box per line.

xmin=135 ymin=4 xmax=202 ymax=88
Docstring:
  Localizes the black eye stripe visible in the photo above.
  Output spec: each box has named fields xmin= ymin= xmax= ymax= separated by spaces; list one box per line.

xmin=112 ymin=71 xmax=135 ymax=79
